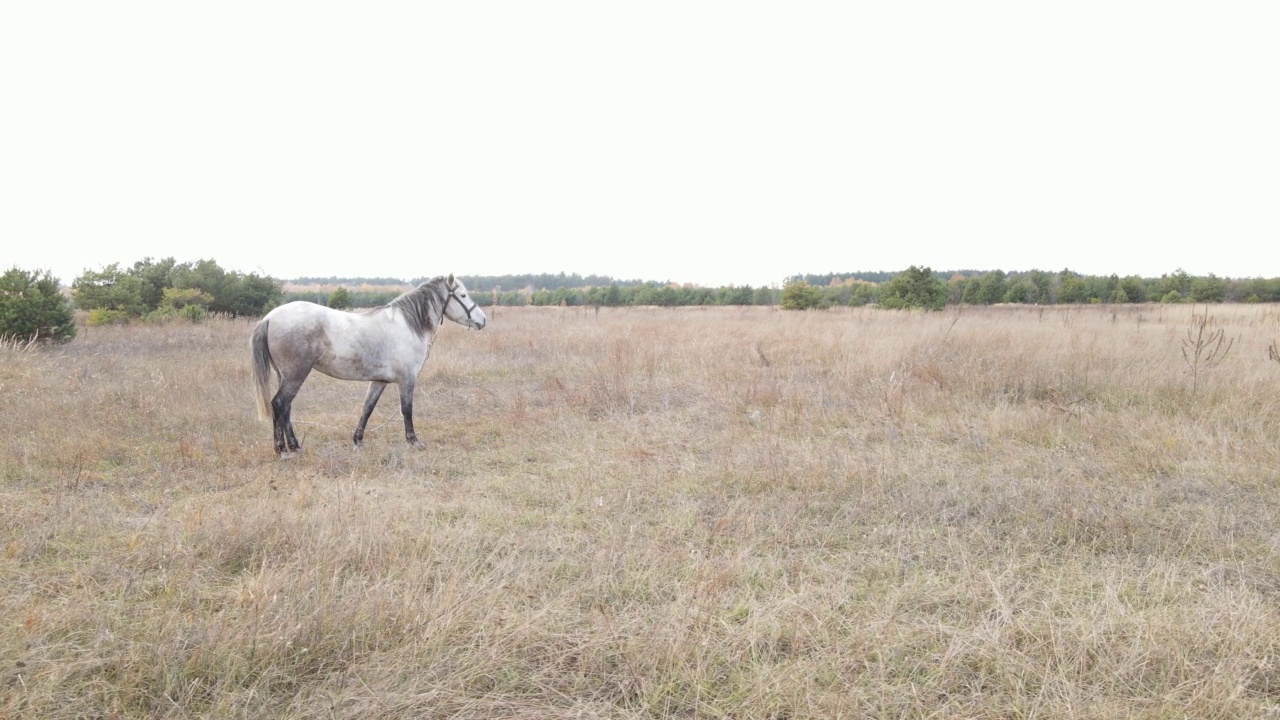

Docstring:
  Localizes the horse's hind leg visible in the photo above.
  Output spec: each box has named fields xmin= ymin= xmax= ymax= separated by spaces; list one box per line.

xmin=398 ymin=380 xmax=422 ymax=447
xmin=285 ymin=419 xmax=302 ymax=452
xmin=353 ymin=381 xmax=388 ymax=447
xmin=271 ymin=370 xmax=311 ymax=455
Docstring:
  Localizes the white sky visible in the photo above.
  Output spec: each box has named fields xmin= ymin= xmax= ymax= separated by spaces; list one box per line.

xmin=2 ymin=2 xmax=1277 ymax=288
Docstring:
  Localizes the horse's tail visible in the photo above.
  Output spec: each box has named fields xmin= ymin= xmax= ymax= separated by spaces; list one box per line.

xmin=251 ymin=318 xmax=275 ymax=422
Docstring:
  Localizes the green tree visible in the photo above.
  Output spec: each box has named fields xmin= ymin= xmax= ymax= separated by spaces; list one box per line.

xmin=651 ymin=286 xmax=679 ymax=306
xmin=130 ymin=256 xmax=181 ymax=311
xmin=1157 ymin=268 xmax=1192 ymax=299
xmin=0 ymin=268 xmax=77 ymax=343
xmin=1118 ymin=275 xmax=1148 ymax=303
xmin=72 ymin=264 xmax=146 ymax=316
xmin=946 ymin=276 xmax=969 ymax=305
xmin=494 ymin=290 xmax=527 ymax=306
xmin=1026 ymin=270 xmax=1053 ymax=304
xmin=1086 ymin=274 xmax=1120 ymax=303
xmin=959 ymin=270 xmax=1009 ymax=305
xmin=879 ymin=266 xmax=947 ymax=310
xmin=234 ymin=272 xmax=284 ymax=315
xmin=752 ymin=286 xmax=777 ymax=306
xmin=1234 ymin=277 xmax=1280 ymax=303
xmin=1189 ymin=274 xmax=1227 ymax=303
xmin=974 ymin=270 xmax=1007 ymax=305
xmin=328 ymin=286 xmax=353 ymax=309
xmin=173 ymin=260 xmax=282 ymax=316
xmin=718 ymin=285 xmax=754 ymax=306
xmin=173 ymin=259 xmax=236 ymax=313
xmin=849 ymin=283 xmax=878 ymax=306
xmin=1003 ymin=280 xmax=1031 ymax=304
xmin=1056 ymin=269 xmax=1087 ymax=304
xmin=780 ymin=281 xmax=823 ymax=310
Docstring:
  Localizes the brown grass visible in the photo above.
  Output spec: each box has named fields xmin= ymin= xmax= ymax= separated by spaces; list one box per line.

xmin=3 ymin=304 xmax=1280 ymax=719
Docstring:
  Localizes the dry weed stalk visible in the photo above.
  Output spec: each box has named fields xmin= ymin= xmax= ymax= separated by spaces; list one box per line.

xmin=1181 ymin=312 xmax=1234 ymax=396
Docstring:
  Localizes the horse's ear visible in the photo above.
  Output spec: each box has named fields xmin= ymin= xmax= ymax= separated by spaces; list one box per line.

xmin=447 ymin=273 xmax=456 ymax=288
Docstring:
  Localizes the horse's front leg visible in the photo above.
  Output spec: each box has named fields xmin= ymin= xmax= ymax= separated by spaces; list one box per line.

xmin=353 ymin=381 xmax=388 ymax=447
xmin=398 ymin=380 xmax=422 ymax=447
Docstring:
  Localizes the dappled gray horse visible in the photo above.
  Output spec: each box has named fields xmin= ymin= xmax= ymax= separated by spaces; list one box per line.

xmin=251 ymin=275 xmax=486 ymax=455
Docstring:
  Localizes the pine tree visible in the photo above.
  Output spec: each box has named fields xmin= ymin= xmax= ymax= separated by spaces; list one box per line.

xmin=0 ymin=268 xmax=77 ymax=342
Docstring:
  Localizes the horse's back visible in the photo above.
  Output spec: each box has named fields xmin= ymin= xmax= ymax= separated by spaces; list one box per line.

xmin=268 ymin=302 xmax=391 ymax=337
xmin=265 ymin=300 xmax=329 ymax=323
xmin=262 ymin=302 xmax=345 ymax=367
xmin=263 ymin=302 xmax=425 ymax=383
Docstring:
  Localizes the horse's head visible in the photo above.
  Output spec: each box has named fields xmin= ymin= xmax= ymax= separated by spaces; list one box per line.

xmin=443 ymin=275 xmax=487 ymax=330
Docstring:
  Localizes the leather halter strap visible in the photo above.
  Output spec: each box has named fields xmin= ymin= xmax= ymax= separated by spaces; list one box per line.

xmin=445 ymin=287 xmax=480 ymax=326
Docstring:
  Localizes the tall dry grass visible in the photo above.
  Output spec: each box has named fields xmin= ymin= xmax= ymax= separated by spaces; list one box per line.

xmin=2 ymin=304 xmax=1280 ymax=718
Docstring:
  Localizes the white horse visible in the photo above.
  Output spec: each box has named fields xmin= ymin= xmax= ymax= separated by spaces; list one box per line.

xmin=251 ymin=274 xmax=486 ymax=455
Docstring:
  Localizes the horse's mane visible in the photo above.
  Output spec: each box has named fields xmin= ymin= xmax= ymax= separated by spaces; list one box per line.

xmin=387 ymin=276 xmax=448 ymax=338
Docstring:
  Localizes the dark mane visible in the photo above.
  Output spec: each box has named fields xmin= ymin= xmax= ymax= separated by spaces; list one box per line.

xmin=388 ymin=276 xmax=448 ymax=338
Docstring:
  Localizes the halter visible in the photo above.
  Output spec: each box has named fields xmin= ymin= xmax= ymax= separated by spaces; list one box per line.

xmin=445 ymin=286 xmax=481 ymax=328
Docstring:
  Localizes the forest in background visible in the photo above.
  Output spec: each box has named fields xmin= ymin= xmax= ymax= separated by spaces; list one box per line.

xmin=283 ymin=267 xmax=1280 ymax=309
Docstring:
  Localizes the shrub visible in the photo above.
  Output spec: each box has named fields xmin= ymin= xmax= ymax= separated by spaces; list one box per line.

xmin=144 ymin=288 xmax=213 ymax=323
xmin=328 ymin=286 xmax=353 ymax=310
xmin=144 ymin=305 xmax=207 ymax=324
xmin=160 ymin=287 xmax=213 ymax=310
xmin=88 ymin=308 xmax=131 ymax=326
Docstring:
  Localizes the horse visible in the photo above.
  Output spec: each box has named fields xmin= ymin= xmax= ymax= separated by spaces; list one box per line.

xmin=251 ymin=274 xmax=486 ymax=455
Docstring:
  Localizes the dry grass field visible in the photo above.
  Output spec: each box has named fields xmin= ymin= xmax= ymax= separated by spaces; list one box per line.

xmin=3 ymin=303 xmax=1280 ymax=719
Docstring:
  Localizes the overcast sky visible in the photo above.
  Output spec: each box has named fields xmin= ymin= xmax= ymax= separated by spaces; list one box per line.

xmin=2 ymin=2 xmax=1277 ymax=288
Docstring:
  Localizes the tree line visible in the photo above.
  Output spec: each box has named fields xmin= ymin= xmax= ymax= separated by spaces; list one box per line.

xmin=288 ymin=268 xmax=1280 ymax=311
xmin=778 ymin=267 xmax=1280 ymax=310
xmin=5 ymin=262 xmax=1280 ymax=343
xmin=0 ymin=258 xmax=285 ymax=342
xmin=292 ymin=272 xmax=653 ymax=293
xmin=70 ymin=258 xmax=284 ymax=324
xmin=279 ymin=272 xmax=661 ymax=309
